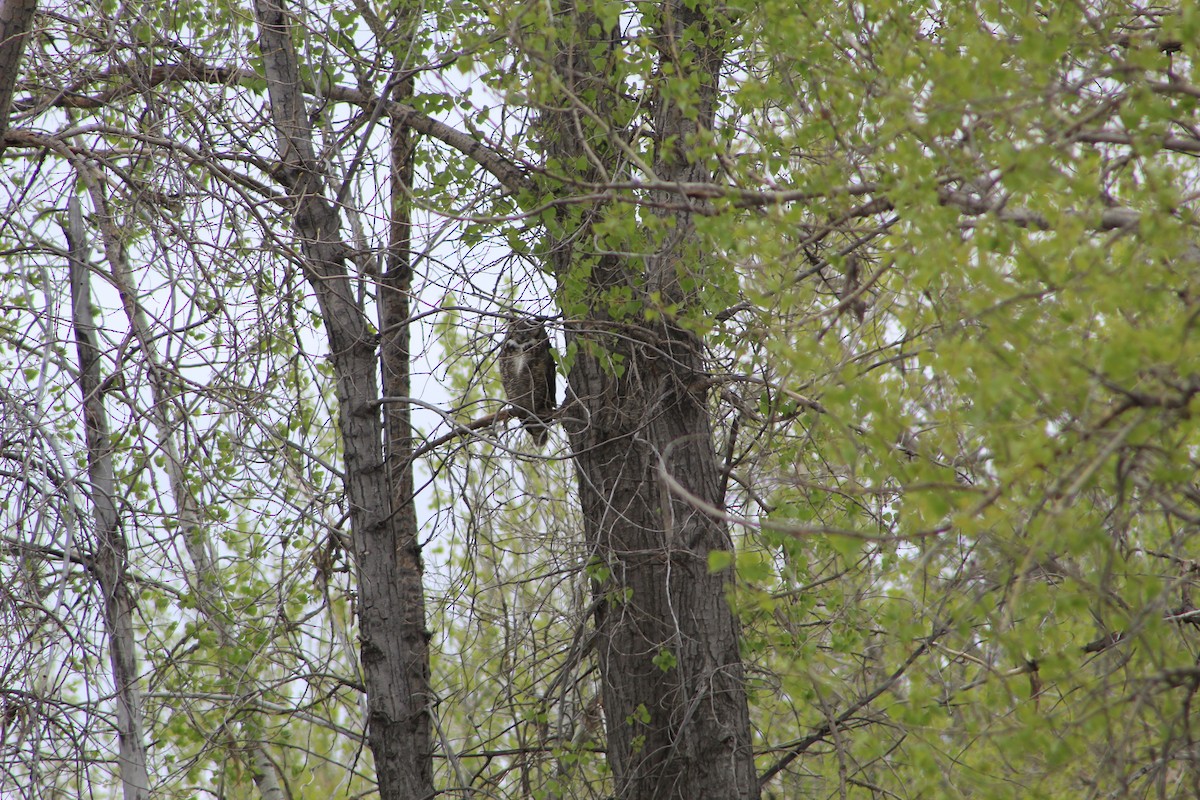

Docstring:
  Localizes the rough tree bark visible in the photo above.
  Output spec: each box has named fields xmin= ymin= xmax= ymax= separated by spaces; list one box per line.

xmin=380 ymin=80 xmax=435 ymax=798
xmin=253 ymin=2 xmax=433 ymax=798
xmin=543 ymin=2 xmax=759 ymax=798
xmin=0 ymin=0 xmax=38 ymax=150
xmin=65 ymin=196 xmax=151 ymax=800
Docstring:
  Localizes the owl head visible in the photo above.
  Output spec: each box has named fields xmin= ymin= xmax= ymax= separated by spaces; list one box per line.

xmin=501 ymin=318 xmax=549 ymax=353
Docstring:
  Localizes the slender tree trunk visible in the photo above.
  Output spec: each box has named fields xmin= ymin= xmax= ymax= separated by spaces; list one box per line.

xmin=544 ymin=2 xmax=758 ymax=798
xmin=73 ymin=160 xmax=287 ymax=800
xmin=253 ymin=2 xmax=433 ymax=797
xmin=64 ymin=195 xmax=151 ymax=800
xmin=378 ymin=83 xmax=434 ymax=799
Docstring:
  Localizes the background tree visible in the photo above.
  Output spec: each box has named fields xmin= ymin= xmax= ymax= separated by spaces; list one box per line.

xmin=3 ymin=1 xmax=1200 ymax=799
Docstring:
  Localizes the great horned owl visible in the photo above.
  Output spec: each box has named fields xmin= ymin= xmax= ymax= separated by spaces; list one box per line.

xmin=498 ymin=318 xmax=557 ymax=446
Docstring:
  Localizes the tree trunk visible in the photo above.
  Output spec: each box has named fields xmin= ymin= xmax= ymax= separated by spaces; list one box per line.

xmin=543 ymin=2 xmax=758 ymax=798
xmin=379 ymin=87 xmax=435 ymax=799
xmin=73 ymin=157 xmax=288 ymax=800
xmin=65 ymin=195 xmax=151 ymax=800
xmin=253 ymin=2 xmax=433 ymax=797
xmin=0 ymin=0 xmax=38 ymax=150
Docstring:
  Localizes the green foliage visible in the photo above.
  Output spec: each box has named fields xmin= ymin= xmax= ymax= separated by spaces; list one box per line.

xmin=699 ymin=2 xmax=1200 ymax=795
xmin=4 ymin=0 xmax=1200 ymax=797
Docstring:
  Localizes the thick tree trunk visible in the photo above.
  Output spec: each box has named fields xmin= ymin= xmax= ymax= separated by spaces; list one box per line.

xmin=544 ymin=2 xmax=758 ymax=798
xmin=565 ymin=342 xmax=758 ymax=800
xmin=0 ymin=0 xmax=37 ymax=149
xmin=253 ymin=2 xmax=433 ymax=798
xmin=65 ymin=196 xmax=151 ymax=800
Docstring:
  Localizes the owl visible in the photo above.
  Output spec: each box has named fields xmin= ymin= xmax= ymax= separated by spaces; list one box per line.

xmin=498 ymin=318 xmax=557 ymax=446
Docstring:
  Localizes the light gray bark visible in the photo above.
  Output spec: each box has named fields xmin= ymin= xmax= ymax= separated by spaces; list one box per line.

xmin=64 ymin=195 xmax=151 ymax=800
xmin=72 ymin=158 xmax=287 ymax=800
